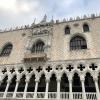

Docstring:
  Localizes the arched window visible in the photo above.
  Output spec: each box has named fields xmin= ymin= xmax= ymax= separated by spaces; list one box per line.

xmin=83 ymin=24 xmax=89 ymax=32
xmin=65 ymin=26 xmax=70 ymax=34
xmin=31 ymin=40 xmax=45 ymax=53
xmin=70 ymin=36 xmax=87 ymax=50
xmin=0 ymin=43 xmax=13 ymax=56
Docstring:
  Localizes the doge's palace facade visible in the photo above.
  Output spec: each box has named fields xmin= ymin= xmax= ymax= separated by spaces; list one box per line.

xmin=0 ymin=14 xmax=100 ymax=100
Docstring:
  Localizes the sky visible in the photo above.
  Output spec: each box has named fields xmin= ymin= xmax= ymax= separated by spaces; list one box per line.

xmin=0 ymin=0 xmax=100 ymax=29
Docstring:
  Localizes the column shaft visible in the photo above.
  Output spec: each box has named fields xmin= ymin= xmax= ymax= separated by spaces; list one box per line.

xmin=81 ymin=80 xmax=86 ymax=100
xmin=3 ymin=82 xmax=10 ymax=98
xmin=57 ymin=80 xmax=60 ymax=99
xmin=95 ymin=80 xmax=100 ymax=100
xmin=34 ymin=81 xmax=38 ymax=98
xmin=45 ymin=81 xmax=49 ymax=99
xmin=23 ymin=82 xmax=29 ymax=98
xmin=69 ymin=80 xmax=73 ymax=100
xmin=13 ymin=82 xmax=19 ymax=98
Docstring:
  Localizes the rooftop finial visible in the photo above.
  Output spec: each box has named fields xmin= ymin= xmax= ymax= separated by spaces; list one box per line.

xmin=40 ymin=14 xmax=47 ymax=24
xmin=50 ymin=16 xmax=54 ymax=23
xmin=31 ymin=18 xmax=36 ymax=26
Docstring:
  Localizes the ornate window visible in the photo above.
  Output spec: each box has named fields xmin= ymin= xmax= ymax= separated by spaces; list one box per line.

xmin=65 ymin=26 xmax=70 ymax=34
xmin=31 ymin=40 xmax=45 ymax=53
xmin=70 ymin=36 xmax=87 ymax=50
xmin=0 ymin=43 xmax=13 ymax=56
xmin=83 ymin=24 xmax=89 ymax=32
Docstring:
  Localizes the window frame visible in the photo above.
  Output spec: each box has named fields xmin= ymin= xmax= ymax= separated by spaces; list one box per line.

xmin=70 ymin=36 xmax=87 ymax=50
xmin=0 ymin=43 xmax=13 ymax=57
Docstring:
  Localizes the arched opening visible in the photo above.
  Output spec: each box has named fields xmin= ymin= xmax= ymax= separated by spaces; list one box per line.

xmin=98 ymin=72 xmax=100 ymax=91
xmin=37 ymin=74 xmax=46 ymax=92
xmin=65 ymin=26 xmax=70 ymax=34
xmin=70 ymin=36 xmax=87 ymax=50
xmin=8 ymin=75 xmax=16 ymax=92
xmin=60 ymin=73 xmax=69 ymax=92
xmin=27 ymin=74 xmax=35 ymax=92
xmin=72 ymin=73 xmax=82 ymax=92
xmin=49 ymin=74 xmax=57 ymax=92
xmin=85 ymin=73 xmax=96 ymax=92
xmin=0 ymin=43 xmax=13 ymax=56
xmin=17 ymin=75 xmax=26 ymax=92
xmin=0 ymin=76 xmax=8 ymax=92
xmin=31 ymin=40 xmax=45 ymax=53
xmin=83 ymin=24 xmax=89 ymax=32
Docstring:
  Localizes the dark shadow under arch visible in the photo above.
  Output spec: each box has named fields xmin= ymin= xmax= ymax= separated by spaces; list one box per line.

xmin=0 ymin=76 xmax=8 ymax=92
xmin=60 ymin=73 xmax=69 ymax=92
xmin=37 ymin=74 xmax=46 ymax=92
xmin=17 ymin=75 xmax=26 ymax=92
xmin=85 ymin=73 xmax=96 ymax=92
xmin=27 ymin=74 xmax=35 ymax=92
xmin=49 ymin=74 xmax=57 ymax=92
xmin=8 ymin=75 xmax=16 ymax=92
xmin=72 ymin=73 xmax=82 ymax=92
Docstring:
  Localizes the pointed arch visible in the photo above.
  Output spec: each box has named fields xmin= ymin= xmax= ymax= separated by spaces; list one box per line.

xmin=49 ymin=74 xmax=57 ymax=92
xmin=72 ymin=73 xmax=82 ymax=92
xmin=37 ymin=74 xmax=46 ymax=92
xmin=60 ymin=73 xmax=69 ymax=92
xmin=85 ymin=72 xmax=96 ymax=92
xmin=70 ymin=35 xmax=87 ymax=50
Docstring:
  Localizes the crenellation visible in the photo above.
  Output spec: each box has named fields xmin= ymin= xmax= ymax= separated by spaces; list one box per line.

xmin=0 ymin=13 xmax=99 ymax=100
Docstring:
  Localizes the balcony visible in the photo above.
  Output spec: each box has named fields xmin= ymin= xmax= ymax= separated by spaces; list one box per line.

xmin=0 ymin=92 xmax=97 ymax=100
xmin=23 ymin=53 xmax=47 ymax=62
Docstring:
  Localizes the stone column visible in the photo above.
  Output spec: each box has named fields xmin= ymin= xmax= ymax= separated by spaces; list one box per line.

xmin=34 ymin=78 xmax=39 ymax=99
xmin=69 ymin=79 xmax=73 ymax=100
xmin=45 ymin=79 xmax=50 ymax=99
xmin=13 ymin=80 xmax=19 ymax=98
xmin=3 ymin=80 xmax=11 ymax=98
xmin=57 ymin=77 xmax=61 ymax=100
xmin=81 ymin=78 xmax=86 ymax=100
xmin=23 ymin=79 xmax=29 ymax=98
xmin=94 ymin=78 xmax=100 ymax=100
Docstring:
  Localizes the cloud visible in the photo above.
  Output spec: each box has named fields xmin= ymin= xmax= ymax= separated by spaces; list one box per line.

xmin=0 ymin=0 xmax=100 ymax=29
